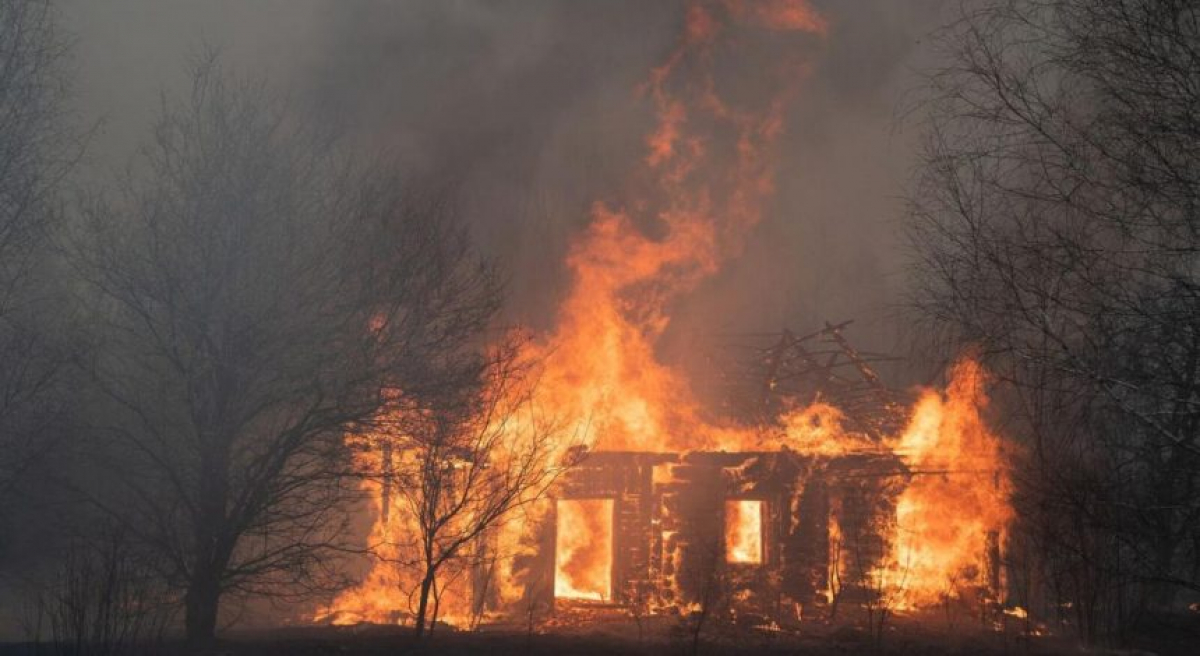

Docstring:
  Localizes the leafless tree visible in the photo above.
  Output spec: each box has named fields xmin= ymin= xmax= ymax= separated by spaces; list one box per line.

xmin=672 ymin=536 xmax=732 ymax=656
xmin=0 ymin=0 xmax=78 ymax=538
xmin=908 ymin=0 xmax=1200 ymax=643
xmin=625 ymin=579 xmax=652 ymax=644
xmin=852 ymin=530 xmax=906 ymax=652
xmin=70 ymin=54 xmax=501 ymax=644
xmin=378 ymin=339 xmax=570 ymax=639
xmin=27 ymin=523 xmax=173 ymax=656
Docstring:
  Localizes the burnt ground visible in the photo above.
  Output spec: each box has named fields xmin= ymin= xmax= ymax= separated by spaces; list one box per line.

xmin=2 ymin=610 xmax=1197 ymax=655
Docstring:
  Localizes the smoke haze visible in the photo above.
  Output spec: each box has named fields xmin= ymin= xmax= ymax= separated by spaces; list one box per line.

xmin=63 ymin=0 xmax=948 ymax=376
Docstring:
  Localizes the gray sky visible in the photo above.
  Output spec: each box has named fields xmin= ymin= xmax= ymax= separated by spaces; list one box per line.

xmin=61 ymin=0 xmax=950 ymax=379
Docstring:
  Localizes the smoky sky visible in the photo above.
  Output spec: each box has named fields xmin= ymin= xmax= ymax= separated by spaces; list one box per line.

xmin=62 ymin=0 xmax=949 ymax=380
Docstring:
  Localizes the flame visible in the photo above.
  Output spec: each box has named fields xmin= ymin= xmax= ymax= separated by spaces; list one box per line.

xmin=519 ymin=0 xmax=823 ymax=456
xmin=554 ymin=499 xmax=615 ymax=601
xmin=884 ymin=358 xmax=1013 ymax=607
xmin=1004 ymin=606 xmax=1028 ymax=619
xmin=725 ymin=500 xmax=764 ymax=564
xmin=316 ymin=440 xmax=411 ymax=627
xmin=723 ymin=0 xmax=829 ymax=33
xmin=314 ymin=438 xmax=478 ymax=628
xmin=321 ymin=0 xmax=1016 ymax=627
xmin=825 ymin=505 xmax=844 ymax=603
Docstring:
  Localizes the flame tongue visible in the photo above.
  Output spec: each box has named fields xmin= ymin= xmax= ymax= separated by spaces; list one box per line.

xmin=555 ymin=499 xmax=615 ymax=601
xmin=887 ymin=358 xmax=1014 ymax=606
xmin=529 ymin=0 xmax=826 ymax=455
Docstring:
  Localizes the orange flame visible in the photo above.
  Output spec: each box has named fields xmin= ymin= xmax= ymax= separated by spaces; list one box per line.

xmin=725 ymin=500 xmax=764 ymax=564
xmin=521 ymin=0 xmax=822 ymax=456
xmin=315 ymin=440 xmax=479 ymax=628
xmin=554 ymin=499 xmax=615 ymax=601
xmin=885 ymin=358 xmax=1013 ymax=606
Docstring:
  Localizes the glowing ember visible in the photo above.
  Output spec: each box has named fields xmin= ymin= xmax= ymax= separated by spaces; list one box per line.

xmin=555 ymin=499 xmax=614 ymax=601
xmin=1004 ymin=606 xmax=1028 ymax=619
xmin=725 ymin=500 xmax=764 ymax=564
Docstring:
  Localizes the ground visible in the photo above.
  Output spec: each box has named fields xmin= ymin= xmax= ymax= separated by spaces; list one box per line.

xmin=2 ymin=609 xmax=1197 ymax=655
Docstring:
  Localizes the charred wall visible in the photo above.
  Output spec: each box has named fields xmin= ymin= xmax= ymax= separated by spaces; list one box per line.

xmin=538 ymin=448 xmax=905 ymax=620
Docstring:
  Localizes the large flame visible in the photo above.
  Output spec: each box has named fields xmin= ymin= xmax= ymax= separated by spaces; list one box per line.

xmin=320 ymin=0 xmax=1014 ymax=628
xmin=521 ymin=0 xmax=826 ymax=456
xmin=886 ymin=358 xmax=1013 ymax=606
xmin=316 ymin=439 xmax=479 ymax=628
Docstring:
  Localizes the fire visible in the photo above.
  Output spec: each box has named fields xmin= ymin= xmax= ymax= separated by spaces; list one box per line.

xmin=316 ymin=439 xmax=412 ymax=627
xmin=520 ymin=0 xmax=824 ymax=457
xmin=725 ymin=500 xmax=764 ymax=564
xmin=554 ymin=499 xmax=615 ymax=601
xmin=314 ymin=436 xmax=479 ymax=628
xmin=320 ymin=0 xmax=1016 ymax=629
xmin=885 ymin=358 xmax=1013 ymax=606
xmin=778 ymin=402 xmax=880 ymax=456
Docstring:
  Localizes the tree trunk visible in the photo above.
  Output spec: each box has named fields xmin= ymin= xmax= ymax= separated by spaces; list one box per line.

xmin=1152 ymin=535 xmax=1180 ymax=609
xmin=184 ymin=570 xmax=221 ymax=644
xmin=428 ymin=577 xmax=442 ymax=638
xmin=413 ymin=570 xmax=435 ymax=639
xmin=188 ymin=435 xmax=231 ymax=645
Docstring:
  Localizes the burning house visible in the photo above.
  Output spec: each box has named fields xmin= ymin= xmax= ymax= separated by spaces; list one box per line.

xmin=317 ymin=321 xmax=1009 ymax=629
xmin=513 ymin=324 xmax=952 ymax=620
xmin=318 ymin=0 xmax=1013 ymax=632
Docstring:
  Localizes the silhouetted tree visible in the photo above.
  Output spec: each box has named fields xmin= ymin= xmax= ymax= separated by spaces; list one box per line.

xmin=382 ymin=339 xmax=569 ymax=639
xmin=73 ymin=55 xmax=500 ymax=644
xmin=908 ymin=0 xmax=1200 ymax=642
xmin=0 ymin=0 xmax=78 ymax=562
xmin=31 ymin=522 xmax=173 ymax=656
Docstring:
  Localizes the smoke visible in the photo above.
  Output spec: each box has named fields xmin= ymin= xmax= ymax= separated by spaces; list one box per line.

xmin=0 ymin=0 xmax=955 ymax=636
xmin=62 ymin=0 xmax=949 ymax=371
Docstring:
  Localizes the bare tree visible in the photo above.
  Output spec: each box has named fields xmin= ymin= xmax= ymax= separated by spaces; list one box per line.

xmin=71 ymin=55 xmax=500 ymax=644
xmin=28 ymin=522 xmax=173 ymax=656
xmin=0 ymin=0 xmax=77 ymax=534
xmin=625 ymin=579 xmax=652 ymax=644
xmin=671 ymin=536 xmax=732 ymax=656
xmin=853 ymin=530 xmax=906 ymax=652
xmin=379 ymin=340 xmax=569 ymax=639
xmin=908 ymin=0 xmax=1200 ymax=642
